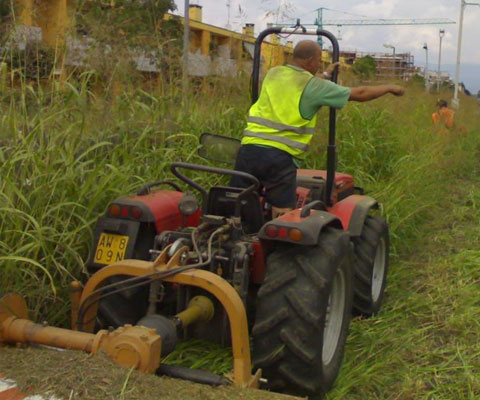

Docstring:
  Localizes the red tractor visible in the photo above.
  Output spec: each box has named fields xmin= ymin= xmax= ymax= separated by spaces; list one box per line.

xmin=82 ymin=27 xmax=389 ymax=398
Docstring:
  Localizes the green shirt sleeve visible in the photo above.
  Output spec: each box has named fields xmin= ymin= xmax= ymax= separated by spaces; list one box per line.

xmin=299 ymin=77 xmax=351 ymax=120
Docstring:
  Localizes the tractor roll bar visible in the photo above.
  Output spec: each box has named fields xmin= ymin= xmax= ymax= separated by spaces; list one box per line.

xmin=251 ymin=25 xmax=340 ymax=207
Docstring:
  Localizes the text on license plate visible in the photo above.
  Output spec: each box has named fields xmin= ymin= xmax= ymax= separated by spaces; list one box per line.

xmin=94 ymin=233 xmax=129 ymax=265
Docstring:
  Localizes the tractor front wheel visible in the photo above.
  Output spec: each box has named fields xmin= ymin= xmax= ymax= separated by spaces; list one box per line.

xmin=352 ymin=215 xmax=389 ymax=316
xmin=252 ymin=228 xmax=354 ymax=398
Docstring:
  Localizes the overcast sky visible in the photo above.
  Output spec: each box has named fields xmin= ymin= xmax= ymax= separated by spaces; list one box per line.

xmin=173 ymin=0 xmax=480 ymax=93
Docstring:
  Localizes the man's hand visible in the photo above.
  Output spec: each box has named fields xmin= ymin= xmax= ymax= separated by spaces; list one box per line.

xmin=317 ymin=62 xmax=340 ymax=79
xmin=325 ymin=62 xmax=340 ymax=77
xmin=389 ymin=85 xmax=405 ymax=96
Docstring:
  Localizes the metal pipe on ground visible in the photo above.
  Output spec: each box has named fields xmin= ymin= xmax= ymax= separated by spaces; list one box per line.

xmin=0 ymin=293 xmax=161 ymax=373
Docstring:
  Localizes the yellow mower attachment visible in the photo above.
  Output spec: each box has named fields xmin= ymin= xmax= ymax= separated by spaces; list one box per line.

xmin=1 ymin=246 xmax=260 ymax=388
xmin=74 ymin=245 xmax=260 ymax=388
xmin=0 ymin=293 xmax=161 ymax=373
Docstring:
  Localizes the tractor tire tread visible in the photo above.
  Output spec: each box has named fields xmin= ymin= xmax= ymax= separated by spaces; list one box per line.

xmin=295 ymin=254 xmax=328 ymax=290
xmin=280 ymin=328 xmax=316 ymax=364
xmin=251 ymin=307 xmax=289 ymax=336
xmin=352 ymin=215 xmax=389 ymax=316
xmin=278 ymin=363 xmax=317 ymax=394
xmin=252 ymin=228 xmax=353 ymax=397
xmin=253 ymin=345 xmax=286 ymax=368
xmin=285 ymin=288 xmax=322 ymax=327
xmin=257 ymin=269 xmax=297 ymax=298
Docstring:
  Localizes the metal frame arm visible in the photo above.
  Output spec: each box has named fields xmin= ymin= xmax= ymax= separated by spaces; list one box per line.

xmin=78 ymin=259 xmax=256 ymax=387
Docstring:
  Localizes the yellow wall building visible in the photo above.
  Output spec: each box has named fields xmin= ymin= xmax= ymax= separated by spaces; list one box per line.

xmin=165 ymin=5 xmax=294 ymax=77
xmin=12 ymin=1 xmax=294 ymax=76
xmin=12 ymin=2 xmax=349 ymax=76
xmin=15 ymin=0 xmax=72 ymax=48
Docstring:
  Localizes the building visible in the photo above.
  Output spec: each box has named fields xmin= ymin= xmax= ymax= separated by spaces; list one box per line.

xmin=165 ymin=5 xmax=294 ymax=77
xmin=355 ymin=51 xmax=415 ymax=80
xmin=8 ymin=1 xmax=295 ymax=77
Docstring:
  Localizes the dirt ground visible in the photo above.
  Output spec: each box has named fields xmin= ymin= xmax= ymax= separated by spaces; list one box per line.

xmin=0 ymin=346 xmax=302 ymax=400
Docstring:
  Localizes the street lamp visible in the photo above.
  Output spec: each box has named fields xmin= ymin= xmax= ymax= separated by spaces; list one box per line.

xmin=437 ymin=29 xmax=445 ymax=92
xmin=453 ymin=0 xmax=480 ymax=108
xmin=383 ymin=44 xmax=396 ymax=78
xmin=423 ymin=43 xmax=429 ymax=90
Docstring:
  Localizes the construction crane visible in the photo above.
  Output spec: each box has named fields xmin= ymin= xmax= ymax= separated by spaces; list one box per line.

xmin=277 ymin=7 xmax=455 ymax=47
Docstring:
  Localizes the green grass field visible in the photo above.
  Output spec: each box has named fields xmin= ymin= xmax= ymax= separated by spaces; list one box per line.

xmin=1 ymin=62 xmax=480 ymax=399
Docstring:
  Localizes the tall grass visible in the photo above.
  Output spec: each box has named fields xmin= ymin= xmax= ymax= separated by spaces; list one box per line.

xmin=0 ymin=67 xmax=477 ymax=311
xmin=0 ymin=70 xmax=251 ymax=321
xmin=1 ymin=69 xmax=478 ymax=326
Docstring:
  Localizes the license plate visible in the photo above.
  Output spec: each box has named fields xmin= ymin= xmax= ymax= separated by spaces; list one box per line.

xmin=94 ymin=233 xmax=129 ymax=265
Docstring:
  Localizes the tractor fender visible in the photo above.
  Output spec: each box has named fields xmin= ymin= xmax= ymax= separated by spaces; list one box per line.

xmin=328 ymin=195 xmax=379 ymax=237
xmin=258 ymin=209 xmax=343 ymax=245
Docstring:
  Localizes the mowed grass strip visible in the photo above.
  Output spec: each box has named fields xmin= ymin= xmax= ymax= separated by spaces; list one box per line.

xmin=328 ymin=173 xmax=480 ymax=399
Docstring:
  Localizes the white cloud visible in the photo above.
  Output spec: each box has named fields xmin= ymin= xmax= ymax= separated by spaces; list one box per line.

xmin=351 ymin=0 xmax=399 ymax=18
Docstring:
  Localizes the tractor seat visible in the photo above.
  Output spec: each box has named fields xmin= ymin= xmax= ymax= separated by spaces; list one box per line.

xmin=206 ymin=186 xmax=264 ymax=234
xmin=296 ymin=175 xmax=325 ymax=202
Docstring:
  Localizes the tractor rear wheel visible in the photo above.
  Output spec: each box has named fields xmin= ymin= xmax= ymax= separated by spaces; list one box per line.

xmin=252 ymin=228 xmax=353 ymax=398
xmin=352 ymin=215 xmax=389 ymax=316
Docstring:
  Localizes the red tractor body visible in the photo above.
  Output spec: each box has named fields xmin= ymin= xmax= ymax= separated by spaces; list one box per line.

xmin=89 ymin=169 xmax=373 ymax=278
xmin=82 ymin=26 xmax=390 ymax=398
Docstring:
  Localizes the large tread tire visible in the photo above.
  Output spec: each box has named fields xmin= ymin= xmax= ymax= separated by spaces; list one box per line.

xmin=252 ymin=228 xmax=354 ymax=398
xmin=352 ymin=215 xmax=389 ymax=316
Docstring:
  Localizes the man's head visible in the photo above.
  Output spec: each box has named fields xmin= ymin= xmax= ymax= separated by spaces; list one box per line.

xmin=292 ymin=40 xmax=323 ymax=75
xmin=437 ymin=99 xmax=448 ymax=109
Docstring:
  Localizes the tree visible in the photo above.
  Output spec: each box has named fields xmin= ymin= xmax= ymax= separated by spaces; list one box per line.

xmin=351 ymin=56 xmax=377 ymax=80
xmin=410 ymin=73 xmax=425 ymax=87
xmin=76 ymin=0 xmax=178 ymax=46
xmin=261 ymin=0 xmax=295 ymax=24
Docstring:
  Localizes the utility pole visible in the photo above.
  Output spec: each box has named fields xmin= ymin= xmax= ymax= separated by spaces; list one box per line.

xmin=437 ymin=29 xmax=445 ymax=92
xmin=453 ymin=0 xmax=480 ymax=108
xmin=182 ymin=0 xmax=190 ymax=95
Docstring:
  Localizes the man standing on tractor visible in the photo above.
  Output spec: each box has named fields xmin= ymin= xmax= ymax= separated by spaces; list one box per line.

xmin=230 ymin=40 xmax=405 ymax=217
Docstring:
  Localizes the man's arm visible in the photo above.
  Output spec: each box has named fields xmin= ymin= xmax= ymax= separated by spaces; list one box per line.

xmin=349 ymin=85 xmax=405 ymax=102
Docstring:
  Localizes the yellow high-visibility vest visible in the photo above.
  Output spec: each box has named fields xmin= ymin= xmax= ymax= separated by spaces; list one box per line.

xmin=242 ymin=65 xmax=316 ymax=158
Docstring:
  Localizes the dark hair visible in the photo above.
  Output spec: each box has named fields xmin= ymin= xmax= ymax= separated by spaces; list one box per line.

xmin=438 ymin=99 xmax=448 ymax=108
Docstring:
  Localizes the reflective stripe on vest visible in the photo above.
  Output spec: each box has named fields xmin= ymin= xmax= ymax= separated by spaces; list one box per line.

xmin=242 ymin=65 xmax=316 ymax=158
xmin=243 ymin=131 xmax=309 ymax=151
xmin=247 ymin=116 xmax=315 ymax=135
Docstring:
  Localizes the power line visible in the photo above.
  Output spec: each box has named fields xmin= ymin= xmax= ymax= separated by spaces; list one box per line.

xmin=321 ymin=18 xmax=455 ymax=26
xmin=281 ymin=6 xmax=391 ymax=22
xmin=319 ymin=7 xmax=374 ymax=19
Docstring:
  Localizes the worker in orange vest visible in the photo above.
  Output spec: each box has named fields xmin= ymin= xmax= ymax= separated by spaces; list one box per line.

xmin=432 ymin=99 xmax=455 ymax=129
